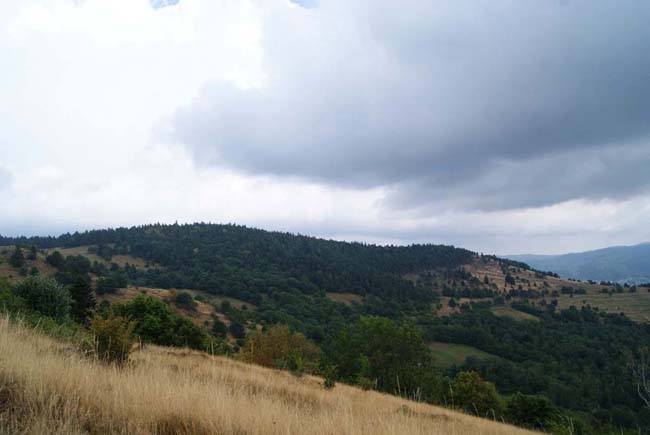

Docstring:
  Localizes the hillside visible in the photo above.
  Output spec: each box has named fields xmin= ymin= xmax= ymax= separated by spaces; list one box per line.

xmin=507 ymin=242 xmax=650 ymax=284
xmin=1 ymin=223 xmax=650 ymax=432
xmin=463 ymin=256 xmax=650 ymax=323
xmin=0 ymin=316 xmax=537 ymax=435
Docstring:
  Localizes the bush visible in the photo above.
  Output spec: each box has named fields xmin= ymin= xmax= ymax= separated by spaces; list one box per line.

xmin=238 ymin=324 xmax=320 ymax=373
xmin=175 ymin=291 xmax=196 ymax=310
xmin=70 ymin=275 xmax=97 ymax=324
xmin=90 ymin=312 xmax=136 ymax=365
xmin=229 ymin=320 xmax=246 ymax=339
xmin=450 ymin=371 xmax=503 ymax=418
xmin=211 ymin=315 xmax=228 ymax=338
xmin=323 ymin=317 xmax=442 ymax=402
xmin=9 ymin=246 xmax=25 ymax=269
xmin=113 ymin=294 xmax=209 ymax=349
xmin=13 ymin=276 xmax=71 ymax=320
xmin=506 ymin=392 xmax=555 ymax=429
xmin=95 ymin=272 xmax=127 ymax=295
xmin=0 ymin=278 xmax=25 ymax=313
xmin=321 ymin=364 xmax=337 ymax=389
xmin=46 ymin=251 xmax=65 ymax=268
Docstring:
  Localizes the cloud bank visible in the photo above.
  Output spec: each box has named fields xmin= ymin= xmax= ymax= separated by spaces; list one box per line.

xmin=173 ymin=0 xmax=650 ymax=211
xmin=1 ymin=0 xmax=650 ymax=254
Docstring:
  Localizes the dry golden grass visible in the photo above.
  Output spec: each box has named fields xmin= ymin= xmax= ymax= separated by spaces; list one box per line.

xmin=0 ymin=246 xmax=57 ymax=283
xmin=0 ymin=317 xmax=538 ymax=435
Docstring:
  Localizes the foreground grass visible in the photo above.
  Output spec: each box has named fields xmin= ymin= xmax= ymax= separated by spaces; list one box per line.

xmin=0 ymin=317 xmax=538 ymax=435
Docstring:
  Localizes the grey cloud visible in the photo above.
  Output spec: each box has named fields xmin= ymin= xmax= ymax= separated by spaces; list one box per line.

xmin=385 ymin=141 xmax=650 ymax=212
xmin=171 ymin=0 xmax=650 ymax=210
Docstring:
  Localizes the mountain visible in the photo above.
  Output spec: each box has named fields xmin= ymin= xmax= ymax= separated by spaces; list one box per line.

xmin=507 ymin=242 xmax=650 ymax=284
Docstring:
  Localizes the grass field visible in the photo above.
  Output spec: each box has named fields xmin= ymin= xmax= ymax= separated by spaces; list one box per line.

xmin=326 ymin=292 xmax=363 ymax=305
xmin=550 ymin=291 xmax=650 ymax=323
xmin=428 ymin=342 xmax=497 ymax=369
xmin=491 ymin=306 xmax=539 ymax=322
xmin=0 ymin=317 xmax=536 ymax=435
xmin=0 ymin=247 xmax=57 ymax=282
xmin=467 ymin=257 xmax=650 ymax=323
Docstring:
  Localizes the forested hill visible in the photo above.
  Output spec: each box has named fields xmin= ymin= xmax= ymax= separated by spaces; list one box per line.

xmin=0 ymin=222 xmax=475 ymax=302
xmin=3 ymin=223 xmax=650 ymax=431
xmin=507 ymin=242 xmax=650 ymax=284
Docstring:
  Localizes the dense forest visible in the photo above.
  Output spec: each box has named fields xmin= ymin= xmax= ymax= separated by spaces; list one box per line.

xmin=1 ymin=223 xmax=473 ymax=298
xmin=1 ymin=223 xmax=649 ymax=433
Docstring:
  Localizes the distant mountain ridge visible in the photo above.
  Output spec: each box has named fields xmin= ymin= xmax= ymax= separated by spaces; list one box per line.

xmin=506 ymin=242 xmax=650 ymax=284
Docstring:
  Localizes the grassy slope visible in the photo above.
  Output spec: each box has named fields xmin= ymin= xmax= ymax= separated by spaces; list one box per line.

xmin=551 ymin=291 xmax=650 ymax=323
xmin=466 ymin=257 xmax=650 ymax=322
xmin=0 ymin=317 xmax=537 ymax=435
xmin=0 ymin=246 xmax=248 ymax=336
xmin=490 ymin=306 xmax=539 ymax=322
xmin=0 ymin=247 xmax=57 ymax=283
xmin=428 ymin=342 xmax=498 ymax=369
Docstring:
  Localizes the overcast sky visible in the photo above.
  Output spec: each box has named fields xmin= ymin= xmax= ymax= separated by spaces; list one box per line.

xmin=1 ymin=0 xmax=650 ymax=254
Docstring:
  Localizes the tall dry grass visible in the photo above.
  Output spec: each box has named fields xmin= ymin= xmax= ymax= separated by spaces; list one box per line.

xmin=0 ymin=316 xmax=539 ymax=435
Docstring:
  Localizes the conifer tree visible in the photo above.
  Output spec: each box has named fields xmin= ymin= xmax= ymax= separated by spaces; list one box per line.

xmin=70 ymin=275 xmax=96 ymax=324
xmin=9 ymin=246 xmax=25 ymax=269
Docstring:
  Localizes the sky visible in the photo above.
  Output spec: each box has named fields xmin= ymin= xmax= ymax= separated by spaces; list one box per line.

xmin=1 ymin=0 xmax=650 ymax=255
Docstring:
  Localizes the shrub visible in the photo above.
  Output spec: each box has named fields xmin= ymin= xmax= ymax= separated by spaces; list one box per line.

xmin=95 ymin=272 xmax=127 ymax=295
xmin=229 ymin=320 xmax=246 ymax=339
xmin=194 ymin=293 xmax=206 ymax=303
xmin=175 ymin=291 xmax=196 ymax=310
xmin=9 ymin=246 xmax=25 ymax=268
xmin=13 ymin=276 xmax=71 ymax=320
xmin=0 ymin=278 xmax=25 ymax=313
xmin=321 ymin=364 xmax=337 ymax=389
xmin=220 ymin=300 xmax=232 ymax=313
xmin=113 ymin=294 xmax=209 ymax=350
xmin=70 ymin=275 xmax=97 ymax=324
xmin=450 ymin=371 xmax=503 ymax=418
xmin=46 ymin=250 xmax=65 ymax=268
xmin=90 ymin=312 xmax=136 ymax=365
xmin=238 ymin=324 xmax=320 ymax=373
xmin=211 ymin=315 xmax=228 ymax=338
xmin=506 ymin=392 xmax=555 ymax=429
xmin=323 ymin=317 xmax=442 ymax=402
